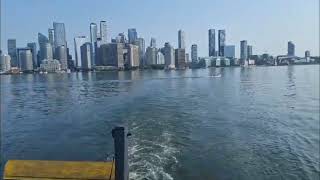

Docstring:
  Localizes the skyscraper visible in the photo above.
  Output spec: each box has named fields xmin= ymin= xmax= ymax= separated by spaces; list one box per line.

xmin=145 ymin=47 xmax=157 ymax=65
xmin=74 ymin=36 xmax=88 ymax=68
xmin=191 ymin=44 xmax=198 ymax=63
xmin=38 ymin=33 xmax=50 ymax=64
xmin=43 ymin=43 xmax=53 ymax=60
xmin=224 ymin=45 xmax=235 ymax=58
xmin=128 ymin=28 xmax=138 ymax=44
xmin=90 ymin=23 xmax=98 ymax=66
xmin=178 ymin=30 xmax=186 ymax=49
xmin=156 ymin=51 xmax=165 ymax=65
xmin=208 ymin=29 xmax=215 ymax=57
xmin=163 ymin=42 xmax=175 ymax=69
xmin=240 ymin=40 xmax=248 ymax=61
xmin=55 ymin=45 xmax=68 ymax=70
xmin=218 ymin=30 xmax=226 ymax=57
xmin=18 ymin=49 xmax=33 ymax=71
xmin=247 ymin=45 xmax=253 ymax=59
xmin=7 ymin=39 xmax=17 ymax=67
xmin=48 ymin=28 xmax=55 ymax=47
xmin=100 ymin=21 xmax=108 ymax=44
xmin=80 ymin=42 xmax=92 ymax=70
xmin=100 ymin=43 xmax=124 ymax=68
xmin=125 ymin=44 xmax=140 ymax=68
xmin=53 ymin=22 xmax=66 ymax=48
xmin=175 ymin=48 xmax=186 ymax=69
xmin=150 ymin=38 xmax=156 ymax=48
xmin=288 ymin=41 xmax=295 ymax=56
xmin=135 ymin=38 xmax=145 ymax=66
xmin=27 ymin=42 xmax=38 ymax=68
xmin=0 ymin=54 xmax=11 ymax=72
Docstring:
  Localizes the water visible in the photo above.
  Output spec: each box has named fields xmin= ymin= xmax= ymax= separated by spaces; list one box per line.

xmin=1 ymin=65 xmax=319 ymax=180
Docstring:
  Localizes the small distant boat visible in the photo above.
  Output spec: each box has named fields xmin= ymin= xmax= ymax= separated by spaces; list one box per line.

xmin=209 ymin=74 xmax=221 ymax=78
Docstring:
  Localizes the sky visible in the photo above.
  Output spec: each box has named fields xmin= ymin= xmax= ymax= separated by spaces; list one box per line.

xmin=1 ymin=0 xmax=319 ymax=58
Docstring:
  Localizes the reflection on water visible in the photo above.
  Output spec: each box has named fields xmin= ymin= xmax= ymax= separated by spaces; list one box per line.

xmin=1 ymin=66 xmax=319 ymax=180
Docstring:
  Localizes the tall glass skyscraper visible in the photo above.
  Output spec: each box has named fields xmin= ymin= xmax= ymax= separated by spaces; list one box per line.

xmin=100 ymin=21 xmax=108 ymax=44
xmin=74 ymin=36 xmax=88 ymax=68
xmin=178 ymin=30 xmax=186 ymax=49
xmin=191 ymin=44 xmax=198 ymax=63
xmin=53 ymin=22 xmax=66 ymax=48
xmin=38 ymin=33 xmax=49 ymax=62
xmin=7 ymin=39 xmax=17 ymax=67
xmin=288 ymin=41 xmax=295 ymax=56
xmin=218 ymin=30 xmax=226 ymax=57
xmin=240 ymin=40 xmax=248 ymax=60
xmin=90 ymin=23 xmax=98 ymax=66
xmin=27 ymin=42 xmax=38 ymax=68
xmin=150 ymin=38 xmax=156 ymax=48
xmin=224 ymin=45 xmax=235 ymax=58
xmin=208 ymin=29 xmax=215 ymax=57
xmin=247 ymin=45 xmax=253 ymax=59
xmin=128 ymin=28 xmax=138 ymax=44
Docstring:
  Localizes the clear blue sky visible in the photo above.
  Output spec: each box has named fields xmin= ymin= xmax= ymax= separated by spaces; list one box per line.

xmin=1 ymin=0 xmax=319 ymax=57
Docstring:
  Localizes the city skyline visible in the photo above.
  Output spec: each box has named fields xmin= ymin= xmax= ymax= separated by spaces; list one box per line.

xmin=1 ymin=0 xmax=319 ymax=57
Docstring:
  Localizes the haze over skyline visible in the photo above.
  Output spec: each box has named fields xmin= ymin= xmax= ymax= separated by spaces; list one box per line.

xmin=1 ymin=0 xmax=319 ymax=57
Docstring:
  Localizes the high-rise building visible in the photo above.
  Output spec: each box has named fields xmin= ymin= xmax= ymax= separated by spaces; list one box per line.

xmin=90 ymin=23 xmax=98 ymax=66
xmin=100 ymin=21 xmax=108 ymax=44
xmin=224 ymin=45 xmax=235 ymax=58
xmin=80 ymin=42 xmax=92 ymax=70
xmin=55 ymin=45 xmax=68 ymax=70
xmin=150 ymin=38 xmax=156 ymax=48
xmin=163 ymin=42 xmax=175 ymax=69
xmin=218 ymin=30 xmax=226 ymax=57
xmin=18 ymin=49 xmax=33 ymax=71
xmin=125 ymin=44 xmax=140 ymax=68
xmin=305 ymin=50 xmax=310 ymax=58
xmin=156 ymin=51 xmax=165 ymax=65
xmin=208 ymin=29 xmax=215 ymax=57
xmin=74 ymin=36 xmax=88 ymax=68
xmin=53 ymin=22 xmax=67 ymax=48
xmin=288 ymin=41 xmax=295 ymax=56
xmin=145 ymin=47 xmax=157 ymax=65
xmin=100 ymin=43 xmax=124 ymax=68
xmin=40 ymin=59 xmax=61 ymax=72
xmin=135 ymin=38 xmax=145 ymax=66
xmin=0 ymin=54 xmax=11 ymax=72
xmin=240 ymin=40 xmax=248 ymax=61
xmin=178 ymin=30 xmax=186 ymax=49
xmin=116 ymin=33 xmax=127 ymax=43
xmin=128 ymin=28 xmax=138 ymax=44
xmin=48 ymin=28 xmax=55 ymax=47
xmin=191 ymin=44 xmax=198 ymax=63
xmin=247 ymin=45 xmax=253 ymax=59
xmin=44 ymin=43 xmax=53 ymax=61
xmin=27 ymin=43 xmax=37 ymax=68
xmin=38 ymin=33 xmax=49 ymax=63
xmin=175 ymin=48 xmax=186 ymax=69
xmin=7 ymin=39 xmax=17 ymax=67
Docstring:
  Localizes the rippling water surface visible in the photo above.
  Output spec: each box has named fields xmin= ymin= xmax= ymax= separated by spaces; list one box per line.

xmin=1 ymin=65 xmax=319 ymax=180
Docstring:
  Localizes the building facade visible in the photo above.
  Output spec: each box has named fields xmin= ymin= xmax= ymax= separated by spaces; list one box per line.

xmin=178 ymin=30 xmax=186 ymax=49
xmin=288 ymin=41 xmax=295 ymax=56
xmin=125 ymin=44 xmax=140 ymax=68
xmin=128 ymin=28 xmax=138 ymax=44
xmin=208 ymin=29 xmax=215 ymax=57
xmin=90 ymin=23 xmax=98 ymax=66
xmin=156 ymin=51 xmax=165 ymax=65
xmin=100 ymin=21 xmax=108 ymax=44
xmin=38 ymin=33 xmax=49 ymax=63
xmin=74 ymin=36 xmax=88 ymax=68
xmin=175 ymin=48 xmax=186 ymax=69
xmin=218 ymin=30 xmax=226 ymax=57
xmin=80 ymin=43 xmax=92 ymax=70
xmin=191 ymin=44 xmax=198 ymax=63
xmin=145 ymin=47 xmax=157 ymax=65
xmin=27 ymin=42 xmax=38 ymax=68
xmin=224 ymin=45 xmax=235 ymax=58
xmin=53 ymin=22 xmax=67 ymax=48
xmin=19 ymin=49 xmax=33 ymax=71
xmin=7 ymin=39 xmax=17 ymax=67
xmin=150 ymin=38 xmax=156 ymax=48
xmin=240 ymin=40 xmax=248 ymax=61
xmin=247 ymin=45 xmax=253 ymax=59
xmin=55 ymin=45 xmax=68 ymax=70
xmin=40 ymin=59 xmax=61 ymax=72
xmin=0 ymin=54 xmax=11 ymax=72
xmin=163 ymin=42 xmax=175 ymax=69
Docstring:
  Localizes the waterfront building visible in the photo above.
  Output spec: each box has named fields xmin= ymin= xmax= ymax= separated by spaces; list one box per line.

xmin=53 ymin=22 xmax=67 ymax=48
xmin=156 ymin=51 xmax=165 ymax=65
xmin=40 ymin=59 xmax=61 ymax=72
xmin=90 ymin=23 xmax=98 ymax=66
xmin=191 ymin=44 xmax=198 ymax=63
xmin=224 ymin=45 xmax=235 ymax=58
xmin=27 ymin=42 xmax=38 ymax=68
xmin=145 ymin=47 xmax=157 ymax=65
xmin=18 ymin=49 xmax=33 ymax=71
xmin=7 ymin=39 xmax=17 ymax=67
xmin=305 ymin=50 xmax=310 ymax=58
xmin=288 ymin=41 xmax=295 ymax=56
xmin=100 ymin=21 xmax=108 ymax=44
xmin=186 ymin=53 xmax=190 ymax=63
xmin=116 ymin=33 xmax=127 ymax=43
xmin=125 ymin=44 xmax=140 ymax=68
xmin=100 ymin=43 xmax=124 ymax=68
xmin=0 ymin=54 xmax=11 ymax=72
xmin=55 ymin=45 xmax=68 ymax=70
xmin=175 ymin=48 xmax=186 ymax=69
xmin=150 ymin=38 xmax=157 ymax=48
xmin=128 ymin=28 xmax=138 ymax=44
xmin=74 ymin=36 xmax=88 ymax=68
xmin=38 ymin=33 xmax=49 ymax=63
xmin=218 ymin=30 xmax=226 ymax=57
xmin=163 ymin=42 xmax=175 ymax=69
xmin=80 ymin=42 xmax=92 ymax=70
xmin=178 ymin=30 xmax=186 ymax=49
xmin=135 ymin=38 xmax=145 ymax=66
xmin=240 ymin=40 xmax=248 ymax=62
xmin=208 ymin=29 xmax=215 ymax=57
xmin=247 ymin=45 xmax=253 ymax=59
xmin=43 ymin=43 xmax=53 ymax=61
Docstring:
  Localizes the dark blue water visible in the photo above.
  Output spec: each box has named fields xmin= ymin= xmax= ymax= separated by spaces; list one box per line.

xmin=1 ymin=65 xmax=319 ymax=180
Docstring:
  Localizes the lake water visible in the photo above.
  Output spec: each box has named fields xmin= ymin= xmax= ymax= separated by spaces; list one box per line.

xmin=1 ymin=65 xmax=319 ymax=180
